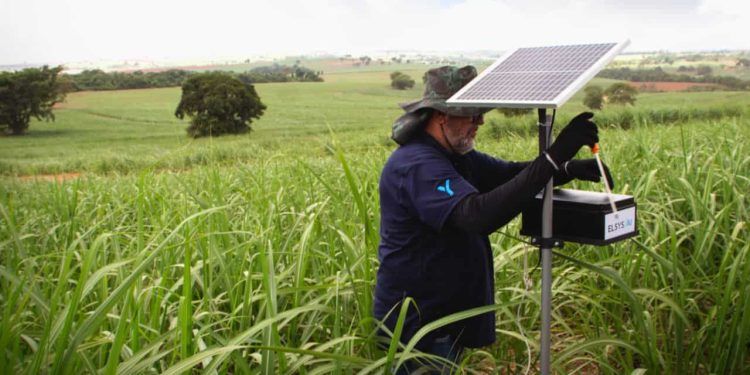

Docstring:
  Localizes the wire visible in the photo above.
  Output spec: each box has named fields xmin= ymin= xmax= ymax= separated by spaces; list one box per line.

xmin=592 ymin=144 xmax=618 ymax=215
xmin=497 ymin=230 xmax=536 ymax=247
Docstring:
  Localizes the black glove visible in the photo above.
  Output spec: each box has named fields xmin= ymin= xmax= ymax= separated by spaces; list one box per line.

xmin=564 ymin=159 xmax=615 ymax=189
xmin=547 ymin=112 xmax=599 ymax=164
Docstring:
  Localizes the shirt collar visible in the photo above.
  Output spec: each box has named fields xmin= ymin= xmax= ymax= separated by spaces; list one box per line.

xmin=414 ymin=132 xmax=451 ymax=156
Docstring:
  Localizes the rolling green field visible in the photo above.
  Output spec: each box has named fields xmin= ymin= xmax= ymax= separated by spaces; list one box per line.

xmin=1 ymin=71 xmax=748 ymax=176
xmin=1 ymin=69 xmax=750 ymax=374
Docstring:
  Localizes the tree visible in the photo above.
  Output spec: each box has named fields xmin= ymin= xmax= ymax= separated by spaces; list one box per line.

xmin=736 ymin=58 xmax=750 ymax=68
xmin=582 ymin=85 xmax=604 ymax=110
xmin=293 ymin=66 xmax=323 ymax=82
xmin=696 ymin=65 xmax=713 ymax=76
xmin=604 ymin=82 xmax=638 ymax=106
xmin=174 ymin=72 xmax=266 ymax=138
xmin=390 ymin=72 xmax=415 ymax=90
xmin=0 ymin=65 xmax=67 ymax=135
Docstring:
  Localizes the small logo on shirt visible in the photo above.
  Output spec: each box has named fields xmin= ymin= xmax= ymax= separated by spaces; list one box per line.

xmin=437 ymin=179 xmax=454 ymax=197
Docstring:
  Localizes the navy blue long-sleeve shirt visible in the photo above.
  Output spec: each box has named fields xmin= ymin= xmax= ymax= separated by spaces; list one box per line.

xmin=374 ymin=134 xmax=558 ymax=350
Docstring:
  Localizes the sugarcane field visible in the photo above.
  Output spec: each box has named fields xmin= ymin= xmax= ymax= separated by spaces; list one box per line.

xmin=1 ymin=2 xmax=749 ymax=374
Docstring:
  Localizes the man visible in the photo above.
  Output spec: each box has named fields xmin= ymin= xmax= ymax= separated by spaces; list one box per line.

xmin=374 ymin=66 xmax=613 ymax=373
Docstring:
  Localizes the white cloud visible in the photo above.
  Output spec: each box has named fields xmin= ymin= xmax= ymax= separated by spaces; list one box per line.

xmin=0 ymin=0 xmax=746 ymax=65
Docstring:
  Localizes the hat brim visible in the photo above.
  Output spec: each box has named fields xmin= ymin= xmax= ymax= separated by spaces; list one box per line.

xmin=399 ymin=98 xmax=491 ymax=117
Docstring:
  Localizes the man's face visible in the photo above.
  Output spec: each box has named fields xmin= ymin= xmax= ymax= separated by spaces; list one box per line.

xmin=442 ymin=113 xmax=484 ymax=155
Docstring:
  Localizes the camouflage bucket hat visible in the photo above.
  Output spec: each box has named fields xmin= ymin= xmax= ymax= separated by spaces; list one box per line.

xmin=392 ymin=65 xmax=490 ymax=145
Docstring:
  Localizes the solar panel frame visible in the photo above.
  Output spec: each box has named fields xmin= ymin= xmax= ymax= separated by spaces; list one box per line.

xmin=447 ymin=40 xmax=630 ymax=109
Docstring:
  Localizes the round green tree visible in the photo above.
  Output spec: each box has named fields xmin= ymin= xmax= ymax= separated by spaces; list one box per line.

xmin=0 ymin=65 xmax=67 ymax=135
xmin=583 ymin=85 xmax=604 ymax=110
xmin=175 ymin=72 xmax=266 ymax=138
xmin=390 ymin=71 xmax=415 ymax=90
xmin=604 ymin=82 xmax=638 ymax=106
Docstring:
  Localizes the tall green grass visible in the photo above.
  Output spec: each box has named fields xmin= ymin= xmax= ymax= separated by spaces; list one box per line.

xmin=1 ymin=114 xmax=748 ymax=373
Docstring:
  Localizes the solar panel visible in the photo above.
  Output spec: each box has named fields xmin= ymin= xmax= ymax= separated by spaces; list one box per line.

xmin=447 ymin=41 xmax=629 ymax=109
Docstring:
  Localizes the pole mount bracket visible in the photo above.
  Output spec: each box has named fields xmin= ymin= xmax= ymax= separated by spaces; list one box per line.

xmin=531 ymin=237 xmax=564 ymax=248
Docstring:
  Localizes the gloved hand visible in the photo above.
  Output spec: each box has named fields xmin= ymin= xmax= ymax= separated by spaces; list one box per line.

xmin=547 ymin=112 xmax=599 ymax=164
xmin=563 ymin=159 xmax=615 ymax=189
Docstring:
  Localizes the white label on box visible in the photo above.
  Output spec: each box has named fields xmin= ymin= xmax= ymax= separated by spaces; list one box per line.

xmin=604 ymin=207 xmax=636 ymax=240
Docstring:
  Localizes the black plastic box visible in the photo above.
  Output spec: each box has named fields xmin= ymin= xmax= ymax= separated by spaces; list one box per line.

xmin=521 ymin=189 xmax=638 ymax=246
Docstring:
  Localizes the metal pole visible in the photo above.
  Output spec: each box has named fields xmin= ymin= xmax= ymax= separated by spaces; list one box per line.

xmin=537 ymin=108 xmax=553 ymax=375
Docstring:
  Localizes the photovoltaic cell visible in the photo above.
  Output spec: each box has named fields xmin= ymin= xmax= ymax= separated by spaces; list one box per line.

xmin=490 ymin=44 xmax=614 ymax=74
xmin=448 ymin=41 xmax=629 ymax=108
xmin=457 ymin=71 xmax=580 ymax=101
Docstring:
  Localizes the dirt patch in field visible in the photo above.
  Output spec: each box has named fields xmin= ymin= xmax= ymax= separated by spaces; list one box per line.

xmin=632 ymin=81 xmax=720 ymax=92
xmin=18 ymin=172 xmax=82 ymax=182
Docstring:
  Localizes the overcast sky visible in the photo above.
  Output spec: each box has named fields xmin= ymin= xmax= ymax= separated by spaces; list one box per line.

xmin=1 ymin=0 xmax=747 ymax=65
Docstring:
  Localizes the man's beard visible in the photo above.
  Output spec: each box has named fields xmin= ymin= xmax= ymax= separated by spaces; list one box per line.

xmin=444 ymin=126 xmax=476 ymax=155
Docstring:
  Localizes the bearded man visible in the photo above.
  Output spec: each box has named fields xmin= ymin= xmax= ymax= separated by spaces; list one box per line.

xmin=374 ymin=65 xmax=613 ymax=374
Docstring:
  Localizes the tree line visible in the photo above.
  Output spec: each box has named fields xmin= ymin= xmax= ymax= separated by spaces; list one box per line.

xmin=597 ymin=67 xmax=750 ymax=90
xmin=65 ymin=64 xmax=323 ymax=92
xmin=236 ymin=64 xmax=323 ymax=84
xmin=66 ymin=69 xmax=192 ymax=91
xmin=3 ymin=65 xmax=319 ymax=136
